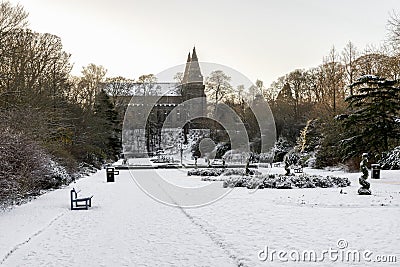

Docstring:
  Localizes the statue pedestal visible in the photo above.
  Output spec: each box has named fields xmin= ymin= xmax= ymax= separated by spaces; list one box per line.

xmin=358 ymin=188 xmax=371 ymax=195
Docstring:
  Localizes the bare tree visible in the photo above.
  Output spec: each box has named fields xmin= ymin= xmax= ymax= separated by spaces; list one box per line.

xmin=173 ymin=71 xmax=184 ymax=94
xmin=104 ymin=76 xmax=134 ymax=117
xmin=0 ymin=1 xmax=28 ymax=98
xmin=235 ymin=84 xmax=245 ymax=104
xmin=205 ymin=70 xmax=232 ymax=113
xmin=136 ymin=74 xmax=158 ymax=96
xmin=173 ymin=72 xmax=183 ymax=84
xmin=267 ymin=75 xmax=286 ymax=103
xmin=1 ymin=28 xmax=71 ymax=111
xmin=341 ymin=41 xmax=358 ymax=95
xmin=79 ymin=64 xmax=107 ymax=110
xmin=104 ymin=76 xmax=134 ymax=104
xmin=0 ymin=1 xmax=28 ymax=42
xmin=387 ymin=11 xmax=400 ymax=52
xmin=322 ymin=46 xmax=345 ymax=113
xmin=353 ymin=46 xmax=397 ymax=80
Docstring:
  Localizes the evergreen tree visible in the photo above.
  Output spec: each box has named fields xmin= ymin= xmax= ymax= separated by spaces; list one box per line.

xmin=315 ymin=117 xmax=345 ymax=168
xmin=339 ymin=76 xmax=400 ymax=160
xmin=297 ymin=119 xmax=322 ymax=153
xmin=93 ymin=89 xmax=121 ymax=161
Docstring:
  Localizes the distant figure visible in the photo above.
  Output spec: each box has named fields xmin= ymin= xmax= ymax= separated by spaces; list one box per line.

xmin=283 ymin=153 xmax=292 ymax=175
xmin=194 ymin=156 xmax=198 ymax=168
xmin=358 ymin=153 xmax=371 ymax=195
xmin=284 ymin=160 xmax=290 ymax=175
xmin=245 ymin=158 xmax=250 ymax=175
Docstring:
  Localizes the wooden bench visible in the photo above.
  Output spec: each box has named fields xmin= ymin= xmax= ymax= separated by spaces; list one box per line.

xmin=293 ymin=166 xmax=303 ymax=173
xmin=70 ymin=188 xmax=93 ymax=210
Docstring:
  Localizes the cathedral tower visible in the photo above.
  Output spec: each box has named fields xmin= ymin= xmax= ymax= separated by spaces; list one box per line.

xmin=180 ymin=47 xmax=207 ymax=140
xmin=182 ymin=47 xmax=206 ymax=99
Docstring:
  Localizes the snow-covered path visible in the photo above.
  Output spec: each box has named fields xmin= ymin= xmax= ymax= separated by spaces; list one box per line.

xmin=0 ymin=168 xmax=399 ymax=266
xmin=0 ymin=170 xmax=237 ymax=266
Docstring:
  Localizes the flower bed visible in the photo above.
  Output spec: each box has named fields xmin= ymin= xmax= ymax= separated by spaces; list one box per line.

xmin=187 ymin=168 xmax=225 ymax=176
xmin=200 ymin=173 xmax=351 ymax=189
xmin=223 ymin=168 xmax=262 ymax=176
xmin=187 ymin=168 xmax=261 ymax=177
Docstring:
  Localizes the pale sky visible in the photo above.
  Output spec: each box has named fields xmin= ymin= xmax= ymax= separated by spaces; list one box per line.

xmin=9 ymin=0 xmax=400 ymax=87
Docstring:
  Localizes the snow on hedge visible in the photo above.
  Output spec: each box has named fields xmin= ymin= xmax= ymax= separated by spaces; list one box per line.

xmin=0 ymin=127 xmax=75 ymax=209
xmin=379 ymin=146 xmax=400 ymax=170
xmin=187 ymin=168 xmax=262 ymax=177
xmin=187 ymin=168 xmax=225 ymax=176
xmin=199 ymin=173 xmax=350 ymax=189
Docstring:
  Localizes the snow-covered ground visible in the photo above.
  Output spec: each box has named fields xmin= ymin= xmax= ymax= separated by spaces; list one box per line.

xmin=0 ymin=167 xmax=399 ymax=266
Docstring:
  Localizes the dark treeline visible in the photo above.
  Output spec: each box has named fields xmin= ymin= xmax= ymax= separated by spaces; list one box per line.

xmin=261 ymin=13 xmax=400 ymax=169
xmin=0 ymin=2 xmax=121 ymax=204
xmin=201 ymin=14 xmax=400 ymax=169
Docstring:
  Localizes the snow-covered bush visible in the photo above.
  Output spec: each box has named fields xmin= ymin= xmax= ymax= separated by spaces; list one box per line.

xmin=0 ymin=127 xmax=72 ymax=207
xmin=187 ymin=168 xmax=225 ymax=176
xmin=283 ymin=149 xmax=301 ymax=166
xmin=289 ymin=175 xmax=316 ymax=188
xmin=273 ymin=137 xmax=293 ymax=162
xmin=222 ymin=150 xmax=250 ymax=164
xmin=259 ymin=150 xmax=274 ymax=163
xmin=44 ymin=160 xmax=72 ymax=188
xmin=202 ymin=173 xmax=350 ymax=190
xmin=189 ymin=168 xmax=262 ymax=177
xmin=221 ymin=176 xmax=264 ymax=188
xmin=216 ymin=143 xmax=231 ymax=159
xmin=223 ymin=168 xmax=262 ymax=176
xmin=303 ymin=153 xmax=316 ymax=167
xmin=78 ymin=162 xmax=99 ymax=176
xmin=379 ymin=146 xmax=400 ymax=170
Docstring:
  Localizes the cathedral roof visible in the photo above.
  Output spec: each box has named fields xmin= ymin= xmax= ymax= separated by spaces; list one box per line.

xmin=182 ymin=47 xmax=203 ymax=84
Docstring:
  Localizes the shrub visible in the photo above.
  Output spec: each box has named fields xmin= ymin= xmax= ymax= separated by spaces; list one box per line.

xmin=0 ymin=127 xmax=72 ymax=207
xmin=202 ymin=173 xmax=351 ymax=190
xmin=273 ymin=137 xmax=293 ymax=162
xmin=187 ymin=168 xmax=225 ymax=176
xmin=284 ymin=149 xmax=301 ymax=166
xmin=223 ymin=168 xmax=261 ymax=176
xmin=379 ymin=146 xmax=400 ymax=170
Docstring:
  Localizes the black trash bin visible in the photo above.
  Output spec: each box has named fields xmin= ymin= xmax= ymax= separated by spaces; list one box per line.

xmin=106 ymin=167 xmax=119 ymax=182
xmin=371 ymin=164 xmax=380 ymax=179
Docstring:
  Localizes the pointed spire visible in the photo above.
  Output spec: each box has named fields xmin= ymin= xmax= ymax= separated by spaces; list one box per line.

xmin=192 ymin=47 xmax=198 ymax=61
xmin=186 ymin=52 xmax=191 ymax=62
xmin=183 ymin=51 xmax=192 ymax=84
xmin=188 ymin=46 xmax=202 ymax=83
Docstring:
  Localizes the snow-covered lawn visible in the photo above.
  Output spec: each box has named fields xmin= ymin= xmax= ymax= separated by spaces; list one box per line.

xmin=0 ymin=167 xmax=399 ymax=266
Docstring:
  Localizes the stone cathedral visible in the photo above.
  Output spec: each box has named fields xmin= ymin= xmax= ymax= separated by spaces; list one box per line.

xmin=123 ymin=47 xmax=209 ymax=157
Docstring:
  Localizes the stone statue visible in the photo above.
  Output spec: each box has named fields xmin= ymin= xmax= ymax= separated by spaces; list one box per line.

xmin=358 ymin=153 xmax=371 ymax=195
xmin=245 ymin=158 xmax=250 ymax=175
xmin=284 ymin=156 xmax=291 ymax=175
